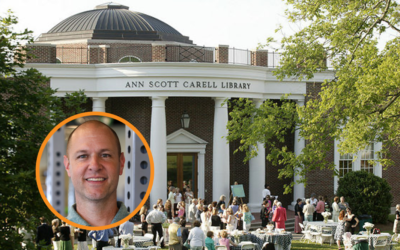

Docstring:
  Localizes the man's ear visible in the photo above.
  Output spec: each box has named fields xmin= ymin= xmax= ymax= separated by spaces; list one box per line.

xmin=64 ymin=155 xmax=71 ymax=177
xmin=119 ymin=152 xmax=125 ymax=175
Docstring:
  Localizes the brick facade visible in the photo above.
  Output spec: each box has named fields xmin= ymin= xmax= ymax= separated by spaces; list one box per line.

xmin=26 ymin=44 xmax=56 ymax=63
xmin=252 ymin=50 xmax=268 ymax=67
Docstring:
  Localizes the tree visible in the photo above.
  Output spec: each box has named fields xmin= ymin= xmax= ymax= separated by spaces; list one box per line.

xmin=227 ymin=0 xmax=400 ymax=193
xmin=0 ymin=11 xmax=87 ymax=249
xmin=337 ymin=171 xmax=392 ymax=223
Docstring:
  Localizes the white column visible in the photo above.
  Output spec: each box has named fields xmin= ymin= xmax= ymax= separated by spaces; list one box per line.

xmin=292 ymin=99 xmax=305 ymax=207
xmin=92 ymin=97 xmax=108 ymax=112
xmin=150 ymin=96 xmax=168 ymax=207
xmin=212 ymin=97 xmax=230 ymax=201
xmin=197 ymin=152 xmax=205 ymax=199
xmin=248 ymin=99 xmax=266 ymax=212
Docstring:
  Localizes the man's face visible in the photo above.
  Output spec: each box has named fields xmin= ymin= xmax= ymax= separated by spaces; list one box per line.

xmin=64 ymin=123 xmax=125 ymax=204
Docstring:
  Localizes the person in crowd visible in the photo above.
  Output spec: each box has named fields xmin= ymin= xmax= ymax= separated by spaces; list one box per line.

xmin=272 ymin=202 xmax=287 ymax=229
xmin=265 ymin=195 xmax=272 ymax=208
xmin=59 ymin=221 xmax=73 ymax=250
xmin=211 ymin=208 xmax=222 ymax=229
xmin=205 ymin=231 xmax=215 ymax=250
xmin=302 ymin=199 xmax=315 ymax=222
xmin=338 ymin=196 xmax=349 ymax=212
xmin=220 ymin=204 xmax=227 ymax=229
xmin=316 ymin=196 xmax=325 ymax=221
xmin=196 ymin=203 xmax=203 ymax=222
xmin=165 ymin=200 xmax=173 ymax=220
xmin=177 ymin=201 xmax=186 ymax=218
xmin=146 ymin=204 xmax=167 ymax=247
xmin=36 ymin=217 xmax=53 ymax=250
xmin=394 ymin=204 xmax=400 ymax=240
xmin=119 ymin=218 xmax=134 ymax=244
xmin=310 ymin=193 xmax=318 ymax=221
xmin=334 ymin=210 xmax=346 ymax=250
xmin=184 ymin=187 xmax=194 ymax=205
xmin=229 ymin=200 xmax=239 ymax=215
xmin=188 ymin=220 xmax=205 ymax=250
xmin=270 ymin=199 xmax=279 ymax=222
xmin=219 ymin=230 xmax=237 ymax=250
xmin=260 ymin=200 xmax=271 ymax=227
xmin=167 ymin=180 xmax=173 ymax=195
xmin=168 ymin=217 xmax=182 ymax=250
xmin=168 ymin=187 xmax=176 ymax=217
xmin=88 ymin=229 xmax=113 ymax=250
xmin=242 ymin=204 xmax=252 ymax=232
xmin=226 ymin=207 xmax=237 ymax=231
xmin=51 ymin=219 xmax=60 ymax=250
xmin=75 ymin=228 xmax=89 ymax=250
xmin=69 ymin=224 xmax=75 ymax=247
xmin=188 ymin=199 xmax=198 ymax=223
xmin=235 ymin=204 xmax=243 ymax=230
xmin=262 ymin=184 xmax=271 ymax=201
xmin=175 ymin=188 xmax=182 ymax=216
xmin=139 ymin=205 xmax=148 ymax=236
xmin=294 ymin=198 xmax=304 ymax=233
xmin=157 ymin=199 xmax=163 ymax=208
xmin=344 ymin=207 xmax=359 ymax=234
xmin=216 ymin=195 xmax=226 ymax=213
xmin=201 ymin=206 xmax=211 ymax=233
xmin=332 ymin=196 xmax=340 ymax=222
xmin=324 ymin=195 xmax=331 ymax=212
xmin=180 ymin=219 xmax=190 ymax=250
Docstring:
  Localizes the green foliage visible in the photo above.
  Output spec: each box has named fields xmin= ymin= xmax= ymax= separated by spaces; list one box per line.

xmin=0 ymin=11 xmax=87 ymax=249
xmin=229 ymin=0 xmax=400 ymax=192
xmin=337 ymin=171 xmax=392 ymax=224
xmin=226 ymin=98 xmax=300 ymax=194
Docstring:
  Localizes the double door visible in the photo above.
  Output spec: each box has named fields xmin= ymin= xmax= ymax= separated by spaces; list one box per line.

xmin=167 ymin=153 xmax=197 ymax=198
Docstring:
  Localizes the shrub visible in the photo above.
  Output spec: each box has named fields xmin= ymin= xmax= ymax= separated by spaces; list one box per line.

xmin=336 ymin=171 xmax=392 ymax=224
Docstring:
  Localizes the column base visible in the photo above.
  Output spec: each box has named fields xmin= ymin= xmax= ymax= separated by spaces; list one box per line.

xmin=248 ymin=202 xmax=262 ymax=213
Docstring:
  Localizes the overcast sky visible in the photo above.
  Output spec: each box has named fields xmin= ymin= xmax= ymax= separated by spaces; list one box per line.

xmin=0 ymin=0 xmax=296 ymax=50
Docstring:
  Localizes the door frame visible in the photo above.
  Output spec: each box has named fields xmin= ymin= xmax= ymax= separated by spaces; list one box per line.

xmin=167 ymin=129 xmax=208 ymax=199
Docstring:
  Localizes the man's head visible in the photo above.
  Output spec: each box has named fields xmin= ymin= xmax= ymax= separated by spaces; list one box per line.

xmin=64 ymin=120 xmax=125 ymax=204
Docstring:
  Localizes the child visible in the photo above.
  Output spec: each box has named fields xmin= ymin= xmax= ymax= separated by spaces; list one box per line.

xmin=177 ymin=201 xmax=185 ymax=218
xmin=205 ymin=231 xmax=215 ymax=250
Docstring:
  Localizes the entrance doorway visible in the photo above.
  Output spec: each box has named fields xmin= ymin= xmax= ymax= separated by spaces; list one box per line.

xmin=167 ymin=153 xmax=197 ymax=198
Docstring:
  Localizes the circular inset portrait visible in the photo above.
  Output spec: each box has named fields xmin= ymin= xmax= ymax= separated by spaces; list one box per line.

xmin=36 ymin=112 xmax=154 ymax=230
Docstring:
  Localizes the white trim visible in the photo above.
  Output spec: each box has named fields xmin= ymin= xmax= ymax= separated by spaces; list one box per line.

xmin=119 ymin=55 xmax=142 ymax=63
xmin=166 ymin=129 xmax=208 ymax=199
xmin=334 ymin=140 xmax=383 ymax=193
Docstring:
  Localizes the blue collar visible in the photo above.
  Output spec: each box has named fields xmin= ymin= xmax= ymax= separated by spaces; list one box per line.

xmin=67 ymin=201 xmax=129 ymax=226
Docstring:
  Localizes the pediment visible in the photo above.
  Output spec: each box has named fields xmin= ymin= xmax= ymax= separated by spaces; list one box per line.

xmin=167 ymin=128 xmax=208 ymax=144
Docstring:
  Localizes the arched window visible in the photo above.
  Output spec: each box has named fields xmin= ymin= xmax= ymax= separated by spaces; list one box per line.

xmin=119 ymin=56 xmax=141 ymax=63
xmin=56 ymin=58 xmax=62 ymax=64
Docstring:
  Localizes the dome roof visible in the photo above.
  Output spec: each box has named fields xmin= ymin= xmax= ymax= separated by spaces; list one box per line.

xmin=37 ymin=2 xmax=192 ymax=44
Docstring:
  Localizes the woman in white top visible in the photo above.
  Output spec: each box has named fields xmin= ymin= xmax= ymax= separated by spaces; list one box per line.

xmin=201 ymin=206 xmax=211 ymax=234
xmin=226 ymin=207 xmax=236 ymax=232
xmin=302 ymin=199 xmax=315 ymax=222
xmin=332 ymin=196 xmax=340 ymax=222
xmin=188 ymin=220 xmax=205 ymax=250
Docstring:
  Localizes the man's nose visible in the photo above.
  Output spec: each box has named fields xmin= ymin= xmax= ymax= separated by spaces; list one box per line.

xmin=88 ymin=155 xmax=103 ymax=171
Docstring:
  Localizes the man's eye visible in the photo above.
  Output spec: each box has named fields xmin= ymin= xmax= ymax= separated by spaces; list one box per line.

xmin=102 ymin=154 xmax=111 ymax=158
xmin=77 ymin=155 xmax=87 ymax=159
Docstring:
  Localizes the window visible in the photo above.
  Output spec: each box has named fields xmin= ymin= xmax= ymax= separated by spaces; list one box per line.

xmin=119 ymin=56 xmax=141 ymax=63
xmin=334 ymin=141 xmax=382 ymax=192
xmin=56 ymin=58 xmax=62 ymax=64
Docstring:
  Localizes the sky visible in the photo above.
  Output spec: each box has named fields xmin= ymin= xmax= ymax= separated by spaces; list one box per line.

xmin=0 ymin=0 xmax=293 ymax=50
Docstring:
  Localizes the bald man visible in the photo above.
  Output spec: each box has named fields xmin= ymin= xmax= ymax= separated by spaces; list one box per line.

xmin=64 ymin=120 xmax=129 ymax=226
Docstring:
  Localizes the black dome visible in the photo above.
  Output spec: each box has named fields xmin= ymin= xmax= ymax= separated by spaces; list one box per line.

xmin=37 ymin=2 xmax=192 ymax=43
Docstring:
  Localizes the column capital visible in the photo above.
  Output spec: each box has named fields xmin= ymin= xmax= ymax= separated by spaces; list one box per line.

xmin=296 ymin=99 xmax=305 ymax=106
xmin=212 ymin=97 xmax=230 ymax=107
xmin=92 ymin=97 xmax=108 ymax=112
xmin=150 ymin=96 xmax=168 ymax=101
xmin=252 ymin=98 xmax=265 ymax=108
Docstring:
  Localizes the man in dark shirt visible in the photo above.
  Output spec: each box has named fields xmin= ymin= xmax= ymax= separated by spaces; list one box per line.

xmin=36 ymin=217 xmax=53 ymax=250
